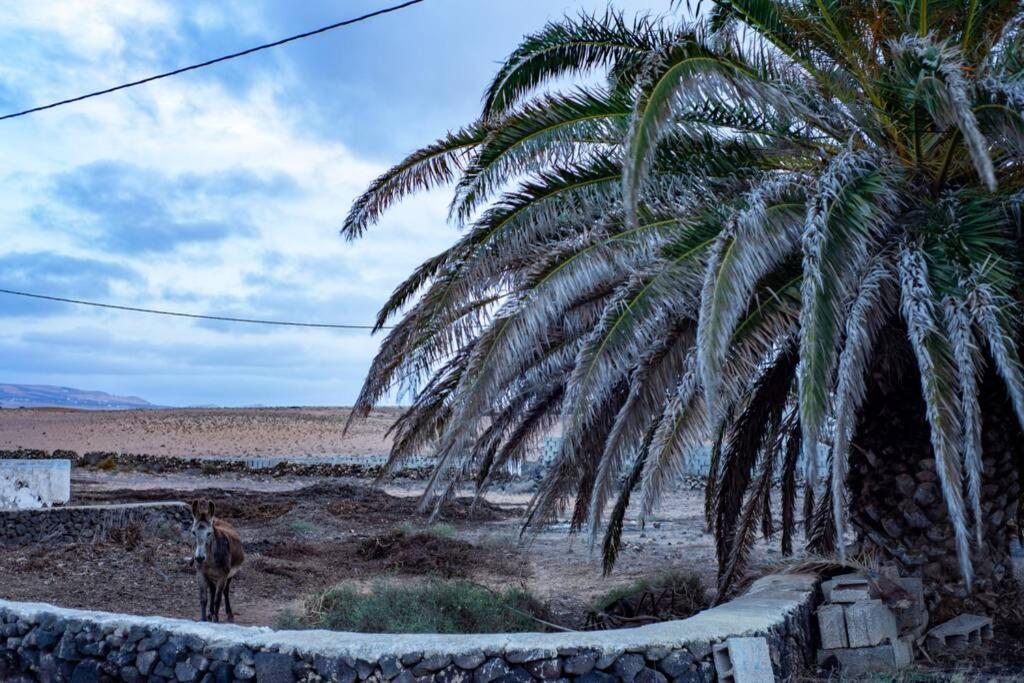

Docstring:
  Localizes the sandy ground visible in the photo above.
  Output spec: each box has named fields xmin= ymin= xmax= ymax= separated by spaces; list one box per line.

xmin=0 ymin=407 xmax=401 ymax=457
xmin=0 ymin=467 xmax=776 ymax=630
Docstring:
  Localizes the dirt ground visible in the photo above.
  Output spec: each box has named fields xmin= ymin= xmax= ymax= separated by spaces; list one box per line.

xmin=0 ymin=467 xmax=765 ymax=630
xmin=0 ymin=407 xmax=401 ymax=456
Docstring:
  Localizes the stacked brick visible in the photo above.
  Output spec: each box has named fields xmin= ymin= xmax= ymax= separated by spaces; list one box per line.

xmin=814 ymin=572 xmax=926 ymax=675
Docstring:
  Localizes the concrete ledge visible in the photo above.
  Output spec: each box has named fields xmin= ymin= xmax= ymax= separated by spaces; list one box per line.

xmin=0 ymin=573 xmax=819 ymax=681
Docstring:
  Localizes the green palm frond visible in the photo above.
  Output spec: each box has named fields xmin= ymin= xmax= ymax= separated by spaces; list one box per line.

xmin=341 ymin=123 xmax=487 ymax=239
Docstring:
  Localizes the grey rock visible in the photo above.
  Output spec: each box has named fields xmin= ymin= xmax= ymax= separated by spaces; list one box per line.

xmin=576 ymin=672 xmax=618 ymax=683
xmin=210 ymin=661 xmax=234 ymax=683
xmin=401 ymin=653 xmax=423 ymax=667
xmin=234 ymin=661 xmax=257 ymax=680
xmin=413 ymin=654 xmax=452 ymax=675
xmin=634 ymin=668 xmax=667 ymax=683
xmin=160 ymin=640 xmax=186 ymax=666
xmin=314 ymin=654 xmax=357 ymax=683
xmin=473 ymin=657 xmax=510 ymax=683
xmin=614 ymin=654 xmax=645 ymax=682
xmin=453 ymin=652 xmax=486 ymax=670
xmin=190 ymin=654 xmax=210 ymax=673
xmin=670 ymin=668 xmax=711 ymax=683
xmin=595 ymin=650 xmax=623 ymax=670
xmin=393 ymin=672 xmax=433 ymax=683
xmin=356 ymin=658 xmax=377 ymax=679
xmin=137 ymin=650 xmax=159 ymax=675
xmin=31 ymin=626 xmax=61 ymax=650
xmin=435 ymin=664 xmax=472 ymax=683
xmin=175 ymin=659 xmax=199 ymax=682
xmin=138 ymin=630 xmax=169 ymax=651
xmin=56 ymin=633 xmax=80 ymax=661
xmin=492 ymin=668 xmax=531 ymax=683
xmin=644 ymin=648 xmax=670 ymax=663
xmin=126 ymin=626 xmax=148 ymax=643
xmin=254 ymin=651 xmax=296 ymax=683
xmin=657 ymin=651 xmax=695 ymax=678
xmin=39 ymin=653 xmax=59 ymax=679
xmin=109 ymin=648 xmax=137 ymax=668
xmin=120 ymin=665 xmax=142 ymax=683
xmin=155 ymin=661 xmax=177 ymax=678
xmin=70 ymin=659 xmax=100 ymax=683
xmin=380 ymin=655 xmax=404 ymax=679
xmin=525 ymin=658 xmax=560 ymax=679
xmin=506 ymin=649 xmax=549 ymax=664
xmin=563 ymin=653 xmax=596 ymax=675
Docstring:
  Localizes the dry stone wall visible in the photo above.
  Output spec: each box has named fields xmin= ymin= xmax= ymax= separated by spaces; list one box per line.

xmin=0 ymin=574 xmax=818 ymax=683
xmin=0 ymin=502 xmax=191 ymax=546
xmin=0 ymin=449 xmax=433 ymax=480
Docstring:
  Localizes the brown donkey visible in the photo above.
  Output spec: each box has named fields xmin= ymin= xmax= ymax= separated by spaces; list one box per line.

xmin=189 ymin=499 xmax=244 ymax=622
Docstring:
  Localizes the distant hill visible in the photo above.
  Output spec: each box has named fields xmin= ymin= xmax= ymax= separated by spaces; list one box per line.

xmin=0 ymin=384 xmax=153 ymax=410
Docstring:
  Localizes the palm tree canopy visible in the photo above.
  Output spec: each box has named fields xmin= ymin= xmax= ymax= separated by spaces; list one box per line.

xmin=343 ymin=1 xmax=1024 ymax=595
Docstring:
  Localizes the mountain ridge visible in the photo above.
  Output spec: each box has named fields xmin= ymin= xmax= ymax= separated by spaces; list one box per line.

xmin=0 ymin=383 xmax=154 ymax=410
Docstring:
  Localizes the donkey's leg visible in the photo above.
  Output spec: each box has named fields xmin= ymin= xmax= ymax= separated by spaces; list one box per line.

xmin=206 ymin=577 xmax=218 ymax=622
xmin=223 ymin=578 xmax=234 ymax=623
xmin=197 ymin=574 xmax=209 ymax=622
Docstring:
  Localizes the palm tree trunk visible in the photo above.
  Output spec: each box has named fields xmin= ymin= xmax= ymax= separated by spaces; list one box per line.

xmin=847 ymin=345 xmax=1021 ymax=621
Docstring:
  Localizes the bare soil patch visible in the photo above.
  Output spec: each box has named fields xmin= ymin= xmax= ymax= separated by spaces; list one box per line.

xmin=0 ymin=407 xmax=401 ymax=457
xmin=0 ymin=469 xmax=746 ymax=629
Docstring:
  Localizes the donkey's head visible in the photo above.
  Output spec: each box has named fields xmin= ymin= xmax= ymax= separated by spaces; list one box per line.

xmin=189 ymin=498 xmax=216 ymax=564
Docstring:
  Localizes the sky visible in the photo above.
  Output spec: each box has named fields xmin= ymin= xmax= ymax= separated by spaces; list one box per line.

xmin=0 ymin=0 xmax=658 ymax=407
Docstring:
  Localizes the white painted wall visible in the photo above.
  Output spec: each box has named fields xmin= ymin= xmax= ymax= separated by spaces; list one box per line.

xmin=0 ymin=459 xmax=71 ymax=510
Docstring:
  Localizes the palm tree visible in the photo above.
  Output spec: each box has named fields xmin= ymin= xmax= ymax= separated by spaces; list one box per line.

xmin=342 ymin=2 xmax=1024 ymax=616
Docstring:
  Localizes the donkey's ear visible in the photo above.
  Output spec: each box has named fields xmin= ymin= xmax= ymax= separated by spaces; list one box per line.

xmin=206 ymin=500 xmax=216 ymax=518
xmin=191 ymin=499 xmax=201 ymax=516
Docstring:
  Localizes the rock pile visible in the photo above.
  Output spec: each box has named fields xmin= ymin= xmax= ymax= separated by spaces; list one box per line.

xmin=815 ymin=571 xmax=927 ymax=675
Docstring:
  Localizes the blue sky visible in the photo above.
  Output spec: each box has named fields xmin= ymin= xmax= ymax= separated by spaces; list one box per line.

xmin=0 ymin=0 xmax=657 ymax=407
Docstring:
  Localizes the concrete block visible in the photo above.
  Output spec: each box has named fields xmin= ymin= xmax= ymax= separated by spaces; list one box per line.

xmin=816 ymin=604 xmax=848 ymax=650
xmin=845 ymin=600 xmax=898 ymax=648
xmin=712 ymin=637 xmax=773 ymax=683
xmin=817 ymin=638 xmax=912 ymax=675
xmin=888 ymin=577 xmax=927 ymax=637
xmin=0 ymin=460 xmax=71 ymax=510
xmin=821 ymin=575 xmax=876 ymax=603
xmin=926 ymin=614 xmax=993 ymax=655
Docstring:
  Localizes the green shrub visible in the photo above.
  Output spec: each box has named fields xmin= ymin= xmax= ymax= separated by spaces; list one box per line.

xmin=300 ymin=579 xmax=547 ymax=634
xmin=287 ymin=519 xmax=319 ymax=536
xmin=96 ymin=456 xmax=117 ymax=471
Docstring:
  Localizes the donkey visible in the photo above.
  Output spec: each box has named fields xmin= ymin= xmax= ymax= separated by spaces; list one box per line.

xmin=189 ymin=498 xmax=245 ymax=622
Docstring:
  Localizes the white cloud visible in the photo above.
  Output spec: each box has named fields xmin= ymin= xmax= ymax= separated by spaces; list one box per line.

xmin=0 ymin=0 xmax=457 ymax=405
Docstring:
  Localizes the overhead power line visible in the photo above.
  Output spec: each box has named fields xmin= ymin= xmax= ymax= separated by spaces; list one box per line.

xmin=0 ymin=288 xmax=391 ymax=330
xmin=0 ymin=0 xmax=426 ymax=122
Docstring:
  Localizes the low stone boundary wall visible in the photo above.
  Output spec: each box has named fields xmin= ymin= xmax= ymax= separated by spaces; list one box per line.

xmin=0 ymin=573 xmax=818 ymax=682
xmin=0 ymin=502 xmax=190 ymax=546
xmin=0 ymin=449 xmax=434 ymax=480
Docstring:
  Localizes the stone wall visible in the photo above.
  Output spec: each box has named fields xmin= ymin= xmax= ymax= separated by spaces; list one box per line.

xmin=0 ymin=574 xmax=818 ymax=682
xmin=0 ymin=449 xmax=434 ymax=480
xmin=0 ymin=502 xmax=191 ymax=546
